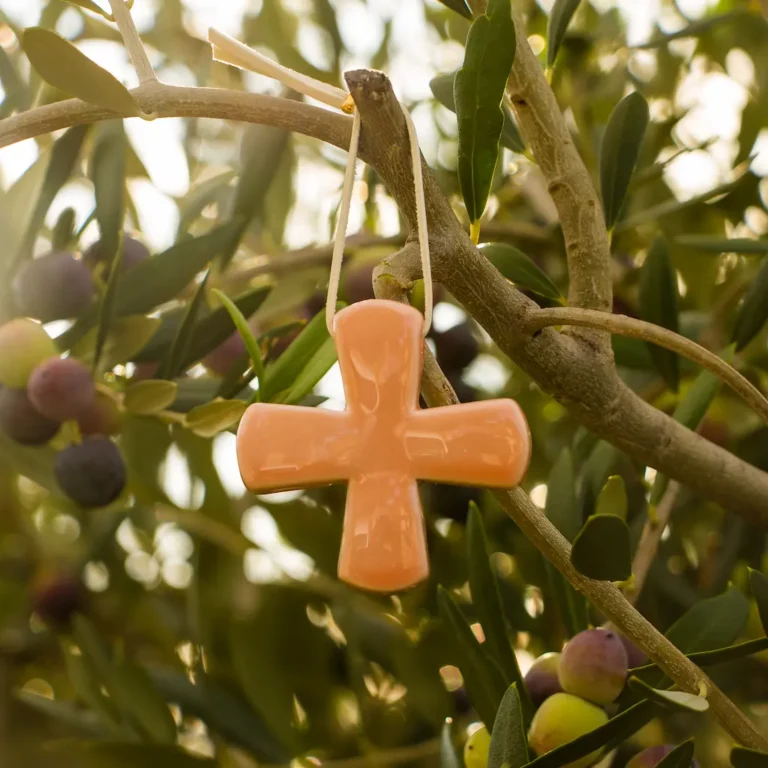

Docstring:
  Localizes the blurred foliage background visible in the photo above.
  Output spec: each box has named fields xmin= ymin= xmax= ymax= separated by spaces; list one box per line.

xmin=0 ymin=0 xmax=767 ymax=766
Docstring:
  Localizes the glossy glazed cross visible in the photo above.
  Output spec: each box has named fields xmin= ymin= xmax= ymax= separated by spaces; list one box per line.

xmin=237 ymin=299 xmax=531 ymax=592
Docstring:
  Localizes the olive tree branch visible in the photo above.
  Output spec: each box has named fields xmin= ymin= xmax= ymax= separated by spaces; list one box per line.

xmin=2 ymin=76 xmax=767 ymax=525
xmin=107 ymin=0 xmax=157 ymax=85
xmin=374 ymin=264 xmax=768 ymax=750
xmin=624 ymin=481 xmax=682 ymax=606
xmin=524 ymin=307 xmax=768 ymax=423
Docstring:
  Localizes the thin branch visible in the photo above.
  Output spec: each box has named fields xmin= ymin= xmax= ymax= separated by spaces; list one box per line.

xmin=374 ymin=272 xmax=768 ymax=750
xmin=505 ymin=7 xmax=613 ymax=321
xmin=107 ymin=0 xmax=157 ymax=85
xmin=625 ymin=481 xmax=681 ymax=606
xmin=525 ymin=307 xmax=768 ymax=424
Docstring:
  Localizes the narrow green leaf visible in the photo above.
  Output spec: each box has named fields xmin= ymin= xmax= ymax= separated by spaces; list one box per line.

xmin=639 ymin=236 xmax=680 ymax=391
xmin=488 ymin=684 xmax=529 ymax=768
xmin=23 ymin=28 xmax=141 ymax=116
xmin=124 ymin=380 xmax=178 ymax=415
xmin=544 ymin=448 xmax=588 ymax=635
xmin=63 ymin=0 xmax=116 ymax=20
xmin=0 ymin=44 xmax=29 ymax=113
xmin=665 ymin=587 xmax=750 ymax=655
xmin=437 ymin=586 xmax=507 ymax=729
xmin=91 ymin=121 xmax=127 ymax=267
xmin=177 ymin=170 xmax=235 ymax=235
xmin=436 ymin=0 xmax=473 ymax=19
xmin=631 ymin=637 xmax=768 ymax=673
xmin=17 ymin=125 xmax=89 ymax=263
xmin=440 ymin=720 xmax=461 ymax=768
xmin=570 ymin=515 xmax=632 ymax=581
xmin=750 ymin=569 xmax=768 ymax=633
xmin=212 ymin=289 xmax=265 ymax=398
xmin=675 ymin=236 xmax=768 ymax=255
xmin=185 ymin=398 xmax=247 ymax=438
xmin=628 ymin=677 xmax=709 ymax=713
xmin=657 ymin=739 xmax=696 ymax=768
xmin=430 ymin=73 xmax=525 ymax=153
xmin=52 ymin=207 xmax=78 ymax=250
xmin=91 ymin=122 xmax=127 ymax=370
xmin=480 ymin=243 xmax=562 ymax=301
xmin=229 ymin=619 xmax=297 ymax=754
xmin=63 ymin=642 xmax=123 ymax=734
xmin=595 ymin=475 xmax=627 ymax=520
xmin=113 ymin=660 xmax=177 ymax=744
xmin=455 ymin=0 xmax=517 ymax=225
xmin=71 ymin=315 xmax=161 ymax=369
xmin=547 ymin=0 xmax=581 ymax=67
xmin=731 ymin=747 xmax=768 ymax=767
xmin=281 ymin=336 xmax=338 ymax=405
xmin=221 ymin=126 xmax=290 ymax=268
xmin=525 ymin=700 xmax=656 ymax=768
xmin=93 ymin=236 xmax=125 ymax=372
xmin=467 ymin=505 xmax=532 ymax=721
xmin=599 ymin=91 xmax=649 ymax=229
xmin=649 ymin=351 xmax=730 ymax=506
xmin=732 ymin=256 xmax=768 ymax=350
xmin=261 ymin=308 xmax=332 ymax=402
xmin=160 ymin=270 xmax=211 ymax=379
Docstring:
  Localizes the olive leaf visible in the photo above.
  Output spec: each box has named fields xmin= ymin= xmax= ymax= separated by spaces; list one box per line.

xmin=639 ymin=236 xmax=680 ymax=391
xmin=455 ymin=0 xmax=517 ymax=228
xmin=430 ymin=73 xmax=525 ymax=154
xmin=467 ymin=505 xmax=532 ymax=721
xmin=488 ymin=684 xmax=529 ymax=768
xmin=656 ymin=740 xmax=696 ymax=768
xmin=547 ymin=0 xmax=581 ymax=67
xmin=732 ymin=256 xmax=768 ymax=350
xmin=440 ymin=720 xmax=462 ymax=768
xmin=124 ymin=381 xmax=178 ymax=416
xmin=23 ymin=28 xmax=141 ymax=116
xmin=436 ymin=0 xmax=473 ymax=19
xmin=599 ymin=91 xmax=649 ymax=229
xmin=595 ymin=475 xmax=627 ymax=520
xmin=628 ymin=677 xmax=709 ymax=713
xmin=750 ymin=569 xmax=768 ymax=633
xmin=675 ymin=236 xmax=768 ymax=255
xmin=731 ymin=747 xmax=768 ymax=767
xmin=63 ymin=0 xmax=115 ymax=20
xmin=570 ymin=514 xmax=632 ymax=581
xmin=185 ymin=399 xmax=247 ymax=438
xmin=479 ymin=243 xmax=562 ymax=301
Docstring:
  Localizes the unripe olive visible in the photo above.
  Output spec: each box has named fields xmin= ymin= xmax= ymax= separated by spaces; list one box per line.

xmin=0 ymin=319 xmax=58 ymax=388
xmin=528 ymin=692 xmax=608 ymax=767
xmin=203 ymin=330 xmax=247 ymax=376
xmin=13 ymin=251 xmax=95 ymax=322
xmin=28 ymin=357 xmax=96 ymax=422
xmin=627 ymin=745 xmax=700 ymax=768
xmin=558 ymin=628 xmax=628 ymax=705
xmin=78 ymin=389 xmax=123 ymax=437
xmin=463 ymin=724 xmax=490 ymax=768
xmin=524 ymin=652 xmax=563 ymax=707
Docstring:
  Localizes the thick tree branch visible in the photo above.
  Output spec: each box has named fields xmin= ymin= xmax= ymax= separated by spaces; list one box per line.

xmin=525 ymin=307 xmax=768 ymax=423
xmin=375 ymin=272 xmax=767 ymax=749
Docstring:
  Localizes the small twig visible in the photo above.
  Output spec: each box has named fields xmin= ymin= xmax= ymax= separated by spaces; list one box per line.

xmin=625 ymin=481 xmax=681 ymax=606
xmin=107 ymin=0 xmax=157 ymax=85
xmin=525 ymin=307 xmax=768 ymax=424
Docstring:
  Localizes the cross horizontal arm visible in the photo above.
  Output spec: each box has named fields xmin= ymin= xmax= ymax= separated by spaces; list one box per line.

xmin=405 ymin=400 xmax=531 ymax=487
xmin=236 ymin=404 xmax=355 ymax=491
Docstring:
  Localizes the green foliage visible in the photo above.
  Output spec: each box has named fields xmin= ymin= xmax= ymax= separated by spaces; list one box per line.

xmin=488 ymin=685 xmax=529 ymax=768
xmin=657 ymin=740 xmax=696 ymax=768
xmin=1 ymin=1 xmax=768 ymax=764
xmin=547 ymin=0 xmax=582 ymax=67
xmin=455 ymin=0 xmax=516 ymax=226
xmin=22 ymin=27 xmax=141 ymax=115
xmin=599 ymin=91 xmax=649 ymax=229
xmin=639 ymin=236 xmax=680 ymax=391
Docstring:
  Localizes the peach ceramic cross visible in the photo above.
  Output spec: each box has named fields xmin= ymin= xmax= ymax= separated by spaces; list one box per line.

xmin=237 ymin=299 xmax=531 ymax=592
